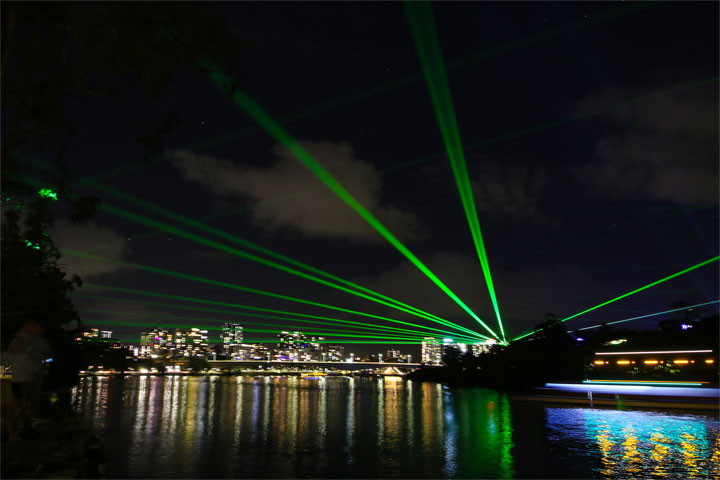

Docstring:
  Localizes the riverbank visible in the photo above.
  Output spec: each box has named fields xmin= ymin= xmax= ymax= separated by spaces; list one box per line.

xmin=1 ymin=379 xmax=108 ymax=478
xmin=1 ymin=416 xmax=108 ymax=478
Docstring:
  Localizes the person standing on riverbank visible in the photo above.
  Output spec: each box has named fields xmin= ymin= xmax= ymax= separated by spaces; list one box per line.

xmin=4 ymin=319 xmax=53 ymax=441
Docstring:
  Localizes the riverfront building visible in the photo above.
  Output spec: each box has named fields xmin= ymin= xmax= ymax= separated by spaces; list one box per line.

xmin=221 ymin=323 xmax=244 ymax=356
xmin=422 ymin=337 xmax=443 ymax=364
xmin=139 ymin=327 xmax=209 ymax=358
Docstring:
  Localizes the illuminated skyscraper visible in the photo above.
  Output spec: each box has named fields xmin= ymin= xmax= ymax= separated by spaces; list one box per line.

xmin=471 ymin=340 xmax=496 ymax=356
xmin=221 ymin=323 xmax=244 ymax=356
xmin=187 ymin=328 xmax=209 ymax=356
xmin=326 ymin=345 xmax=344 ymax=361
xmin=276 ymin=331 xmax=308 ymax=361
xmin=421 ymin=337 xmax=442 ymax=365
xmin=139 ymin=327 xmax=173 ymax=357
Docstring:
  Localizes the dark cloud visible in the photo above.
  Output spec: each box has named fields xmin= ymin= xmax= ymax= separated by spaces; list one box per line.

xmin=52 ymin=220 xmax=130 ymax=279
xmin=187 ymin=249 xmax=238 ymax=264
xmin=576 ymin=80 xmax=718 ymax=205
xmin=469 ymin=159 xmax=547 ymax=219
xmin=171 ymin=140 xmax=425 ymax=243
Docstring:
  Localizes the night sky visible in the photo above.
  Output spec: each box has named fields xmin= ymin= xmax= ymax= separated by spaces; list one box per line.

xmin=42 ymin=2 xmax=718 ymax=354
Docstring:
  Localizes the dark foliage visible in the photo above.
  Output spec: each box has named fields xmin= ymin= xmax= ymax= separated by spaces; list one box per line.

xmin=1 ymin=3 xmax=246 ymax=386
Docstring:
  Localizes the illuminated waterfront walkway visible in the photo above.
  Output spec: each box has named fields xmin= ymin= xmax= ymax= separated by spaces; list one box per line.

xmin=208 ymin=360 xmax=424 ymax=370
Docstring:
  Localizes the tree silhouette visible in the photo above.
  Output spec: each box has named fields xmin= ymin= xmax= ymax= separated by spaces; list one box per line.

xmin=1 ymin=3 xmax=245 ymax=350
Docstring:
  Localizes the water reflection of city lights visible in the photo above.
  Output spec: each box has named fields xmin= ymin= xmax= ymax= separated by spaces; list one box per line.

xmin=547 ymin=408 xmax=719 ymax=479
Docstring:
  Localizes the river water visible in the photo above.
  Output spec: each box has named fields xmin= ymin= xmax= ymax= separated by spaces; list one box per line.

xmin=71 ymin=375 xmax=720 ymax=478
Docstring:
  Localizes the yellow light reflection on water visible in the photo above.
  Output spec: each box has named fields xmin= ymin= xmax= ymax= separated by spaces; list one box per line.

xmin=621 ymin=426 xmax=641 ymax=474
xmin=596 ymin=422 xmax=617 ymax=477
xmin=650 ymin=432 xmax=669 ymax=477
xmin=383 ymin=377 xmax=404 ymax=454
xmin=681 ymin=432 xmax=701 ymax=476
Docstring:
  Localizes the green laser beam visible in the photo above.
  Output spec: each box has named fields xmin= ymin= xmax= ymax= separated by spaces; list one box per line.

xmin=512 ymin=256 xmax=720 ymax=341
xmin=572 ymin=300 xmax=720 ymax=332
xmin=99 ymin=201 xmax=485 ymax=339
xmin=20 ymin=167 xmax=484 ymax=340
xmin=88 ymin=1 xmax=653 ymax=182
xmin=384 ymin=76 xmax=719 ymax=174
xmin=61 ymin=249 xmax=488 ymax=341
xmin=100 ymin=200 xmax=458 ymax=329
xmin=96 ymin=337 xmax=434 ymax=345
xmin=73 ymin=291 xmax=467 ymax=339
xmin=205 ymin=65 xmax=500 ymax=341
xmin=77 ymin=77 xmax=716 ymax=260
xmin=77 ymin=307 xmax=481 ymax=343
xmin=81 ymin=317 xmax=454 ymax=342
xmin=406 ymin=1 xmax=506 ymax=342
xmin=77 ymin=180 xmax=471 ymax=332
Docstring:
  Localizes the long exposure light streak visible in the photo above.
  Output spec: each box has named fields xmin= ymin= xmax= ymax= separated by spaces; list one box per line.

xmin=78 ymin=179 xmax=465 ymax=330
xmin=406 ymin=1 xmax=506 ymax=342
xmin=204 ymin=65 xmax=500 ymax=341
xmin=573 ymin=300 xmax=720 ymax=332
xmin=594 ymin=350 xmax=713 ymax=356
xmin=512 ymin=256 xmax=720 ymax=341
xmin=61 ymin=249 xmax=489 ymax=341
xmin=74 ymin=291 xmax=471 ymax=339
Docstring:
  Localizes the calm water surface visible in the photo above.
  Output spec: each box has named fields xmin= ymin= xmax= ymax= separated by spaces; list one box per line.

xmin=71 ymin=376 xmax=720 ymax=478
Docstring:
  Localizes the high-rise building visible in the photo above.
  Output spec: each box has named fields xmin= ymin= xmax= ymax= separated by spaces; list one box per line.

xmin=221 ymin=323 xmax=244 ymax=356
xmin=421 ymin=337 xmax=442 ymax=364
xmin=276 ymin=331 xmax=308 ymax=361
xmin=139 ymin=328 xmax=174 ymax=357
xmin=170 ymin=328 xmax=209 ymax=357
xmin=471 ymin=340 xmax=496 ymax=356
xmin=187 ymin=328 xmax=209 ymax=356
xmin=326 ymin=345 xmax=344 ymax=362
xmin=386 ymin=349 xmax=401 ymax=360
xmin=385 ymin=349 xmax=412 ymax=363
xmin=442 ymin=338 xmax=468 ymax=354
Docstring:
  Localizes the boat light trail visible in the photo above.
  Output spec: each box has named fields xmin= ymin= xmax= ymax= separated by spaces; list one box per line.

xmin=572 ymin=300 xmax=720 ymax=332
xmin=546 ymin=383 xmax=719 ymax=397
xmin=594 ymin=350 xmax=713 ymax=356
xmin=582 ymin=380 xmax=707 ymax=387
xmin=406 ymin=0 xmax=506 ymax=342
xmin=204 ymin=64 xmax=500 ymax=341
xmin=512 ymin=256 xmax=719 ymax=341
xmin=61 ymin=249 xmax=489 ymax=341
